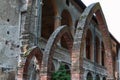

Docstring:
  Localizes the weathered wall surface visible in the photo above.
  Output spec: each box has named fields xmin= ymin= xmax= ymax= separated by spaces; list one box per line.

xmin=0 ymin=0 xmax=119 ymax=80
xmin=0 ymin=22 xmax=20 ymax=68
xmin=0 ymin=0 xmax=19 ymax=26
xmin=0 ymin=0 xmax=20 ymax=68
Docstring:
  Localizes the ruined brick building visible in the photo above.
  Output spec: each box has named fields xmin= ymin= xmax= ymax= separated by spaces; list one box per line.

xmin=0 ymin=0 xmax=120 ymax=80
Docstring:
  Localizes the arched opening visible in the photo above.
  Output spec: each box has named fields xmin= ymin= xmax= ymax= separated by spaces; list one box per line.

xmin=25 ymin=57 xmax=39 ymax=80
xmin=71 ymin=3 xmax=113 ymax=79
xmin=86 ymin=29 xmax=93 ymax=61
xmin=41 ymin=26 xmax=73 ymax=80
xmin=23 ymin=47 xmax=43 ymax=80
xmin=101 ymin=42 xmax=105 ymax=66
xmin=95 ymin=75 xmax=100 ymax=80
xmin=61 ymin=9 xmax=72 ymax=27
xmin=61 ymin=10 xmax=73 ymax=49
xmin=95 ymin=36 xmax=100 ymax=64
xmin=41 ymin=0 xmax=57 ymax=39
xmin=86 ymin=72 xmax=93 ymax=80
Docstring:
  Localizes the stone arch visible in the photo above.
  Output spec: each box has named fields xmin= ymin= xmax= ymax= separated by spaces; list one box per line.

xmin=40 ymin=25 xmax=73 ymax=80
xmin=23 ymin=47 xmax=43 ymax=80
xmin=71 ymin=2 xmax=113 ymax=80
xmin=41 ymin=0 xmax=59 ymax=39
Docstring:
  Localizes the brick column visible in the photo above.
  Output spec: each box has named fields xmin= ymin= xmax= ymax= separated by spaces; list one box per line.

xmin=71 ymin=49 xmax=84 ymax=80
xmin=17 ymin=57 xmax=26 ymax=80
xmin=40 ymin=66 xmax=51 ymax=80
xmin=40 ymin=75 xmax=51 ymax=80
xmin=17 ymin=67 xmax=23 ymax=80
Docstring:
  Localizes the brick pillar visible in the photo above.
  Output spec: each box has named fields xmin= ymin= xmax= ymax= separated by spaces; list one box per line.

xmin=40 ymin=67 xmax=51 ymax=80
xmin=17 ymin=67 xmax=23 ymax=80
xmin=105 ymin=51 xmax=114 ymax=80
xmin=39 ymin=65 xmax=52 ymax=80
xmin=71 ymin=49 xmax=84 ymax=80
xmin=40 ymin=75 xmax=51 ymax=80
xmin=71 ymin=27 xmax=84 ymax=80
xmin=17 ymin=57 xmax=26 ymax=80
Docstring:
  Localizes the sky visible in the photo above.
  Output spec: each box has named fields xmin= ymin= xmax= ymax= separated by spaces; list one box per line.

xmin=82 ymin=0 xmax=120 ymax=42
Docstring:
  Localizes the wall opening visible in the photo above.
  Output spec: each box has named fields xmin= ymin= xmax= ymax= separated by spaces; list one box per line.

xmin=95 ymin=36 xmax=100 ymax=64
xmin=86 ymin=72 xmax=93 ymax=80
xmin=61 ymin=9 xmax=72 ymax=49
xmin=86 ymin=29 xmax=93 ymax=61
xmin=41 ymin=0 xmax=56 ymax=39
xmin=66 ymin=0 xmax=69 ymax=6
xmin=101 ymin=42 xmax=105 ymax=66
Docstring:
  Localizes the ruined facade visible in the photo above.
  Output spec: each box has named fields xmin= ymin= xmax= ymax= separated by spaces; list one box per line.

xmin=0 ymin=0 xmax=120 ymax=80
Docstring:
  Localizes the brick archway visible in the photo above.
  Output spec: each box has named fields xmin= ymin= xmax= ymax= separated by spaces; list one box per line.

xmin=71 ymin=3 xmax=113 ymax=80
xmin=40 ymin=25 xmax=73 ymax=80
xmin=22 ymin=47 xmax=43 ymax=80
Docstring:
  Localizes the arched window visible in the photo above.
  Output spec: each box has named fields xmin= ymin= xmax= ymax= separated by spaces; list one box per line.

xmin=61 ymin=10 xmax=72 ymax=27
xmin=101 ymin=42 xmax=105 ymax=66
xmin=86 ymin=29 xmax=93 ymax=60
xmin=95 ymin=36 xmax=100 ymax=64
xmin=87 ymin=72 xmax=93 ymax=80
xmin=61 ymin=9 xmax=72 ymax=49
xmin=41 ymin=0 xmax=57 ymax=39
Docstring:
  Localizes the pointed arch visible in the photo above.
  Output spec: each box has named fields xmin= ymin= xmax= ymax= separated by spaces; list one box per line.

xmin=40 ymin=25 xmax=73 ymax=80
xmin=61 ymin=9 xmax=73 ymax=27
xmin=23 ymin=47 xmax=43 ymax=80
xmin=71 ymin=2 xmax=113 ymax=80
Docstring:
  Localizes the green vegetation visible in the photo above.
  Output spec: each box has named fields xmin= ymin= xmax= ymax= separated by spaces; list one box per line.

xmin=52 ymin=64 xmax=70 ymax=80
